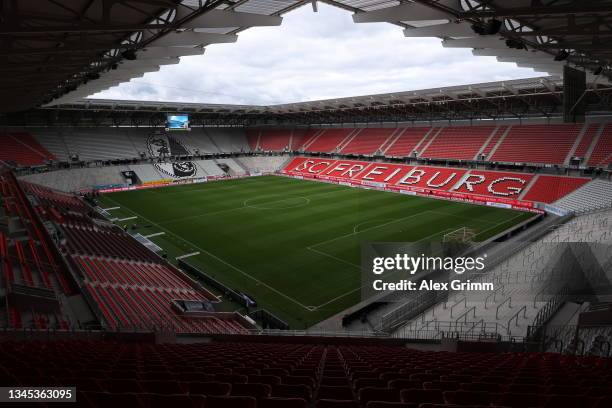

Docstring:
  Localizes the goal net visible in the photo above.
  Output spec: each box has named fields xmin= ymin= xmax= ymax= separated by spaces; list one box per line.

xmin=443 ymin=226 xmax=477 ymax=244
xmin=442 ymin=227 xmax=478 ymax=257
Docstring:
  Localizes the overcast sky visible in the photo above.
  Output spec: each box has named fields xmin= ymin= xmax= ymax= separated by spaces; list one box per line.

xmin=92 ymin=3 xmax=541 ymax=105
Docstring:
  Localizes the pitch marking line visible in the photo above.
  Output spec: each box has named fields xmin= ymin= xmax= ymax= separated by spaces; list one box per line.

xmin=353 ymin=219 xmax=393 ymax=234
xmin=474 ymin=212 xmax=528 ymax=238
xmin=158 ymin=185 xmax=238 ymax=196
xmin=243 ymin=196 xmax=311 ymax=210
xmin=310 ymin=209 xmax=517 ymax=311
xmin=310 ymin=224 xmax=458 ymax=310
xmin=307 ymin=247 xmax=360 ymax=269
xmin=176 ymin=252 xmax=200 ymax=260
xmin=103 ymin=196 xmax=313 ymax=312
xmin=103 ymin=206 xmax=120 ymax=211
xmin=309 ymin=212 xmax=434 ymax=250
xmin=117 ymin=216 xmax=137 ymax=221
xmin=159 ymin=187 xmax=359 ymax=225
xmin=145 ymin=232 xmax=166 ymax=238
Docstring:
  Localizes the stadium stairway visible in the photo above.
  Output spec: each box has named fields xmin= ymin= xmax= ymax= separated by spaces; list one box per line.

xmin=305 ymin=129 xmax=355 ymax=153
xmin=340 ymin=128 xmax=395 ymax=156
xmin=216 ymin=158 xmax=248 ymax=175
xmin=391 ymin=209 xmax=612 ymax=340
xmin=182 ymin=129 xmax=221 ymax=154
xmin=196 ymin=160 xmax=226 ymax=177
xmin=384 ymin=127 xmax=431 ymax=157
xmin=420 ymin=126 xmax=496 ymax=161
xmin=206 ymin=129 xmax=250 ymax=154
xmin=490 ymin=124 xmax=583 ymax=165
xmin=588 ymin=124 xmax=612 ymax=168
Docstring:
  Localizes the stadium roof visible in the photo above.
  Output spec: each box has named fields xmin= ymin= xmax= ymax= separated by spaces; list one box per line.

xmin=3 ymin=0 xmax=611 ymax=113
xmin=49 ymin=76 xmax=567 ymax=114
xmin=3 ymin=76 xmax=605 ymax=127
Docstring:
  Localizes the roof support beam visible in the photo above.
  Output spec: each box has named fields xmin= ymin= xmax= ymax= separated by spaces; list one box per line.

xmin=182 ymin=9 xmax=282 ymax=28
xmin=461 ymin=4 xmax=612 ymax=18
xmin=149 ymin=31 xmax=237 ymax=47
xmin=353 ymin=2 xmax=451 ymax=24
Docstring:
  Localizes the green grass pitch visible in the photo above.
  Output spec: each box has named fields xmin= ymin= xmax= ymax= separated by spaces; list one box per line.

xmin=99 ymin=175 xmax=533 ymax=329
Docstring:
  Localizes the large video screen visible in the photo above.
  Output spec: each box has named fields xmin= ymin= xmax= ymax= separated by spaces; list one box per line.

xmin=166 ymin=114 xmax=190 ymax=131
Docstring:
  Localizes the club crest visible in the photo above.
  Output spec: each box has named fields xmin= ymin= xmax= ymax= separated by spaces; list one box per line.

xmin=147 ymin=133 xmax=197 ymax=179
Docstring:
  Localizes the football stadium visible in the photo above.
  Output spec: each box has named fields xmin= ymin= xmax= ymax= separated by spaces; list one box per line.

xmin=1 ymin=1 xmax=612 ymax=407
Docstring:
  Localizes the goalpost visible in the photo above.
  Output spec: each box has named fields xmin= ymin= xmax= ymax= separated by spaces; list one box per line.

xmin=443 ymin=226 xmax=477 ymax=244
xmin=442 ymin=227 xmax=477 ymax=257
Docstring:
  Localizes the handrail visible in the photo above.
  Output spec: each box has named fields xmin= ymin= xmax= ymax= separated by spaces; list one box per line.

xmin=466 ymin=318 xmax=484 ymax=334
xmin=496 ymin=295 xmax=512 ymax=319
xmin=450 ymin=297 xmax=467 ymax=318
xmin=533 ymin=286 xmax=548 ymax=308
xmin=484 ymin=284 xmax=505 ymax=309
xmin=454 ymin=306 xmax=476 ymax=330
xmin=506 ymin=305 xmax=527 ymax=335
xmin=575 ymin=338 xmax=585 ymax=356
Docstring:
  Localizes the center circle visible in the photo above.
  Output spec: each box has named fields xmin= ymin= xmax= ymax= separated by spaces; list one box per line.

xmin=244 ymin=196 xmax=310 ymax=210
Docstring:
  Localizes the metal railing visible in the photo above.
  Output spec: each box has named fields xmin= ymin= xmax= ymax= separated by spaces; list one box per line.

xmin=496 ymin=295 xmax=512 ymax=319
xmin=507 ymin=305 xmax=527 ymax=335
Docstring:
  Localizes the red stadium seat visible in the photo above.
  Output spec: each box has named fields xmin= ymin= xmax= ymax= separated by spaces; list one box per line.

xmin=318 ymin=385 xmax=355 ymax=400
xmin=230 ymin=383 xmax=272 ymax=399
xmin=359 ymin=387 xmax=402 ymax=405
xmin=316 ymin=400 xmax=360 ymax=408
xmin=400 ymin=389 xmax=444 ymax=405
xmin=206 ymin=395 xmax=257 ymax=408
xmin=188 ymin=381 xmax=231 ymax=396
xmin=272 ymin=384 xmax=312 ymax=401
xmin=443 ymin=390 xmax=492 ymax=406
xmin=260 ymin=397 xmax=309 ymax=408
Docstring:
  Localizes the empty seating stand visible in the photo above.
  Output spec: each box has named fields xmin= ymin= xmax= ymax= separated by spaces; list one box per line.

xmin=522 ymin=175 xmax=590 ymax=204
xmin=0 ymin=170 xmax=75 ymax=329
xmin=385 ymin=128 xmax=430 ymax=158
xmin=588 ymin=124 xmax=612 ymax=168
xmin=340 ymin=129 xmax=395 ymax=155
xmin=305 ymin=129 xmax=354 ymax=153
xmin=74 ymin=255 xmax=243 ymax=333
xmin=421 ymin=126 xmax=495 ymax=160
xmin=251 ymin=130 xmax=292 ymax=151
xmin=2 ymin=124 xmax=610 ymax=170
xmin=553 ymin=179 xmax=612 ymax=213
xmin=61 ymin=225 xmax=160 ymax=263
xmin=292 ymin=129 xmax=320 ymax=151
xmin=247 ymin=130 xmax=260 ymax=151
xmin=0 ymin=133 xmax=55 ymax=166
xmin=491 ymin=124 xmax=582 ymax=165
xmin=0 ymin=340 xmax=610 ymax=408
xmin=21 ymin=181 xmax=91 ymax=214
xmin=574 ymin=124 xmax=600 ymax=159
